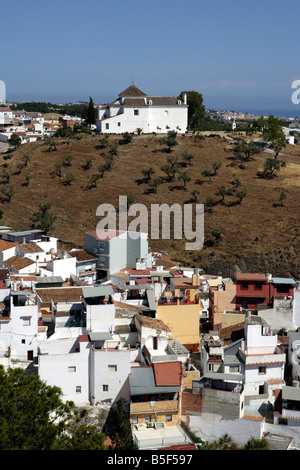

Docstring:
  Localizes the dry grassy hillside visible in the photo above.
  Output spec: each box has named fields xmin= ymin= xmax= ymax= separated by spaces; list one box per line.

xmin=1 ymin=132 xmax=300 ymax=278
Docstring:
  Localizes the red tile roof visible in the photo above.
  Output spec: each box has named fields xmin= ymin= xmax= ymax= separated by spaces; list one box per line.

xmin=153 ymin=361 xmax=182 ymax=386
xmin=0 ymin=240 xmax=19 ymax=252
xmin=235 ymin=273 xmax=269 ymax=281
xmin=135 ymin=314 xmax=171 ymax=332
xmin=4 ymin=256 xmax=35 ymax=269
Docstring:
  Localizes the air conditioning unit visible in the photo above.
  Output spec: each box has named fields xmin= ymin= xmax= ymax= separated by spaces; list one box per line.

xmin=154 ymin=422 xmax=165 ymax=429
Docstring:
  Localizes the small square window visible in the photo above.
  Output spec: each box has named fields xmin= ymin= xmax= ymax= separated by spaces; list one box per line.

xmin=134 ymin=110 xmax=139 ymax=116
xmin=108 ymin=365 xmax=117 ymax=372
xmin=118 ymin=122 xmax=121 ymax=127
xmin=68 ymin=366 xmax=76 ymax=373
xmin=105 ymin=123 xmax=109 ymax=129
xmin=132 ymin=416 xmax=138 ymax=424
xmin=166 ymin=414 xmax=172 ymax=422
xmin=103 ymin=384 xmax=109 ymax=392
xmin=76 ymin=386 xmax=81 ymax=393
xmin=258 ymin=366 xmax=266 ymax=374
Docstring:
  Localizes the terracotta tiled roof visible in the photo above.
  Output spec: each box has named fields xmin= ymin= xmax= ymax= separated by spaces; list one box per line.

xmin=235 ymin=273 xmax=269 ymax=281
xmin=135 ymin=313 xmax=171 ymax=332
xmin=118 ymin=84 xmax=147 ymax=97
xmin=0 ymin=240 xmax=19 ymax=252
xmin=36 ymin=287 xmax=83 ymax=303
xmin=18 ymin=243 xmax=44 ymax=253
xmin=69 ymin=249 xmax=97 ymax=261
xmin=4 ymin=256 xmax=35 ymax=269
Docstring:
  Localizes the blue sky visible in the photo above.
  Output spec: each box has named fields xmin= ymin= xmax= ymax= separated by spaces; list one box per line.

xmin=2 ymin=0 xmax=299 ymax=115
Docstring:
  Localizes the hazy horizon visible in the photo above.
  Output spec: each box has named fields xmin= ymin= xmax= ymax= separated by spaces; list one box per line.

xmin=2 ymin=0 xmax=299 ymax=118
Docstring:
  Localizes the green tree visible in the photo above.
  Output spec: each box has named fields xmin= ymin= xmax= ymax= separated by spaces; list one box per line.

xmin=261 ymin=115 xmax=286 ymax=159
xmin=204 ymin=196 xmax=215 ymax=212
xmin=182 ymin=151 xmax=194 ymax=166
xmin=148 ymin=177 xmax=162 ymax=193
xmin=212 ymin=161 xmax=222 ymax=175
xmin=233 ymin=139 xmax=261 ymax=165
xmin=0 ymin=366 xmax=72 ymax=450
xmin=121 ymin=132 xmax=133 ymax=144
xmin=178 ymin=91 xmax=205 ymax=129
xmin=0 ymin=185 xmax=14 ymax=202
xmin=54 ymin=162 xmax=62 ymax=177
xmin=83 ymin=157 xmax=95 ymax=170
xmin=46 ymin=135 xmax=57 ymax=152
xmin=0 ymin=366 xmax=106 ymax=450
xmin=236 ymin=187 xmax=247 ymax=205
xmin=243 ymin=437 xmax=269 ymax=450
xmin=159 ymin=131 xmax=178 ymax=152
xmin=141 ymin=167 xmax=155 ymax=181
xmin=24 ymin=174 xmax=32 ymax=186
xmin=178 ymin=170 xmax=191 ymax=190
xmin=279 ymin=191 xmax=287 ymax=206
xmin=263 ymin=157 xmax=286 ymax=178
xmin=88 ymin=173 xmax=101 ymax=188
xmin=63 ymin=154 xmax=73 ymax=167
xmin=202 ymin=169 xmax=213 ymax=184
xmin=1 ymin=169 xmax=10 ymax=184
xmin=30 ymin=202 xmax=57 ymax=233
xmin=108 ymin=398 xmax=139 ymax=450
xmin=190 ymin=189 xmax=200 ymax=201
xmin=54 ymin=424 xmax=106 ymax=450
xmin=216 ymin=185 xmax=233 ymax=205
xmin=105 ymin=154 xmax=114 ymax=170
xmin=161 ymin=155 xmax=179 ymax=181
xmin=108 ymin=141 xmax=119 ymax=156
xmin=211 ymin=229 xmax=222 ymax=244
xmin=197 ymin=433 xmax=236 ymax=450
xmin=22 ymin=154 xmax=31 ymax=166
xmin=97 ymin=164 xmax=109 ymax=178
xmin=8 ymin=134 xmax=22 ymax=149
xmin=82 ymin=96 xmax=97 ymax=126
xmin=63 ymin=172 xmax=75 ymax=185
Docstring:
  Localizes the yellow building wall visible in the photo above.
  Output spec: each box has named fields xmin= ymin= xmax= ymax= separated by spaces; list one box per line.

xmin=156 ymin=302 xmax=200 ymax=346
xmin=131 ymin=400 xmax=180 ymax=426
xmin=221 ymin=312 xmax=246 ymax=329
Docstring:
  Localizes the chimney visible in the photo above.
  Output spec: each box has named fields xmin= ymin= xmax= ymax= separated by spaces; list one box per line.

xmin=192 ymin=268 xmax=199 ymax=286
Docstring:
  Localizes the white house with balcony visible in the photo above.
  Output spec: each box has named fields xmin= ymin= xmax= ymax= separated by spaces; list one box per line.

xmin=96 ymin=84 xmax=188 ymax=134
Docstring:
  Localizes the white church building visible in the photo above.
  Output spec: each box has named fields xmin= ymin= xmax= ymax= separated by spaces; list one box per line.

xmin=96 ymin=84 xmax=188 ymax=134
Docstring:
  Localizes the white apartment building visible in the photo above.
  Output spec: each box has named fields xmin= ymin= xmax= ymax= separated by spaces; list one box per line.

xmin=96 ymin=84 xmax=188 ymax=134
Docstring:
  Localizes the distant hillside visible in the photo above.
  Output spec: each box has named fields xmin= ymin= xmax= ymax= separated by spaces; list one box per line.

xmin=1 ymin=132 xmax=300 ymax=278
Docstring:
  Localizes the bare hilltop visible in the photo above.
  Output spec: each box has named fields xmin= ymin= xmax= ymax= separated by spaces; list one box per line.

xmin=1 ymin=131 xmax=300 ymax=278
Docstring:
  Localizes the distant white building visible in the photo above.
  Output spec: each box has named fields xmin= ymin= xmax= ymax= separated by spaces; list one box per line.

xmin=96 ymin=84 xmax=188 ymax=134
xmin=0 ymin=80 xmax=6 ymax=105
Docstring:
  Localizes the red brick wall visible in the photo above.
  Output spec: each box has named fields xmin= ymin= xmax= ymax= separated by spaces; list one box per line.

xmin=181 ymin=390 xmax=202 ymax=415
